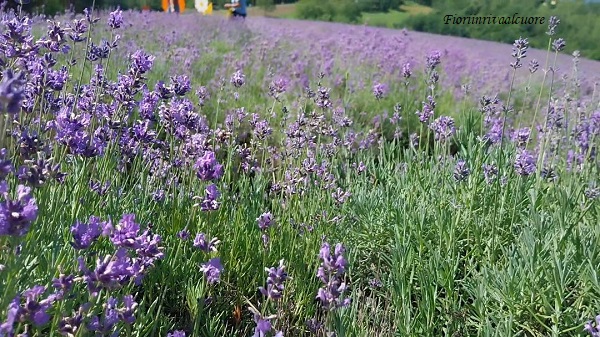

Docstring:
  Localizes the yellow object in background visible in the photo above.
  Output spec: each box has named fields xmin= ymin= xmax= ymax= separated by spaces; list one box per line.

xmin=195 ymin=0 xmax=213 ymax=15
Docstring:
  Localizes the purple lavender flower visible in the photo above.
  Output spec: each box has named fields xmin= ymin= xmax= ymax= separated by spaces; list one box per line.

xmin=372 ymin=82 xmax=388 ymax=100
xmin=0 ymin=149 xmax=14 ymax=180
xmin=77 ymin=249 xmax=134 ymax=295
xmin=108 ymin=8 xmax=123 ymax=29
xmin=316 ymin=242 xmax=351 ymax=311
xmin=252 ymin=118 xmax=273 ymax=140
xmin=529 ymin=59 xmax=539 ymax=73
xmin=482 ymin=164 xmax=498 ymax=184
xmin=130 ymin=50 xmax=155 ymax=74
xmin=177 ymin=229 xmax=190 ymax=241
xmin=0 ymin=285 xmax=57 ymax=335
xmin=416 ymin=96 xmax=436 ymax=124
xmin=196 ymin=86 xmax=210 ymax=107
xmin=314 ymin=86 xmax=332 ymax=109
xmin=71 ymin=216 xmax=108 ymax=250
xmin=0 ymin=182 xmax=38 ymax=237
xmin=510 ymin=37 xmax=529 ymax=69
xmin=257 ymin=212 xmax=274 ymax=231
xmin=513 ymin=127 xmax=531 ymax=147
xmin=514 ymin=150 xmax=536 ymax=176
xmin=57 ymin=304 xmax=87 ymax=336
xmin=167 ymin=331 xmax=186 ymax=337
xmin=269 ymin=77 xmax=289 ymax=97
xmin=135 ymin=230 xmax=165 ymax=269
xmin=332 ymin=187 xmax=351 ymax=206
xmin=195 ymin=151 xmax=224 ymax=181
xmin=152 ymin=189 xmax=166 ymax=203
xmin=52 ymin=272 xmax=75 ymax=297
xmin=89 ymin=180 xmax=111 ymax=196
xmin=356 ymin=161 xmax=366 ymax=174
xmin=200 ymin=257 xmax=224 ymax=284
xmin=230 ymin=70 xmax=245 ymax=88
xmin=119 ymin=295 xmax=137 ymax=325
xmin=584 ymin=315 xmax=600 ymax=337
xmin=87 ymin=297 xmax=120 ymax=335
xmin=426 ymin=50 xmax=442 ymax=70
xmin=0 ymin=69 xmax=25 ymax=114
xmin=429 ymin=115 xmax=455 ymax=141
xmin=401 ymin=62 xmax=412 ymax=80
xmin=205 ymin=184 xmax=220 ymax=200
xmin=258 ymin=259 xmax=288 ymax=301
xmin=193 ymin=233 xmax=220 ymax=252
xmin=547 ymin=16 xmax=560 ymax=36
xmin=453 ymin=160 xmax=470 ymax=182
xmin=193 ymin=184 xmax=221 ymax=211
xmin=110 ymin=214 xmax=140 ymax=249
xmin=552 ymin=38 xmax=566 ymax=52
xmin=171 ymin=75 xmax=191 ymax=96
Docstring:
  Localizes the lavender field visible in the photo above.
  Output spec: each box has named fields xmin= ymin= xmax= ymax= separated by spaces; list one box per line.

xmin=1 ymin=6 xmax=600 ymax=337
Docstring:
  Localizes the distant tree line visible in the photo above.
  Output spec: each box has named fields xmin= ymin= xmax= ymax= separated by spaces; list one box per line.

xmin=6 ymin=0 xmax=404 ymax=19
xmin=402 ymin=0 xmax=600 ymax=60
xmin=4 ymin=0 xmax=296 ymax=15
xmin=296 ymin=0 xmax=404 ymax=23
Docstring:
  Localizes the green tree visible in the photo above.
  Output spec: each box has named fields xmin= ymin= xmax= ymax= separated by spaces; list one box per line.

xmin=256 ymin=0 xmax=276 ymax=13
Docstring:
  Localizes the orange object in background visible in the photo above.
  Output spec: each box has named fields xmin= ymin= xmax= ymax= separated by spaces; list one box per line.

xmin=162 ymin=0 xmax=185 ymax=12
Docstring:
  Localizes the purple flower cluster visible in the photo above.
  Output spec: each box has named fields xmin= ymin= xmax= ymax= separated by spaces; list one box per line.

xmin=316 ymin=242 xmax=351 ymax=311
xmin=258 ymin=259 xmax=288 ymax=301
xmin=76 ymin=214 xmax=165 ymax=295
xmin=193 ymin=183 xmax=221 ymax=211
xmin=1 ymin=286 xmax=57 ymax=331
xmin=453 ymin=160 xmax=470 ymax=182
xmin=193 ymin=233 xmax=220 ymax=253
xmin=0 ymin=69 xmax=25 ymax=114
xmin=429 ymin=115 xmax=456 ymax=142
xmin=249 ymin=308 xmax=283 ymax=337
xmin=200 ymin=257 xmax=224 ymax=284
xmin=87 ymin=295 xmax=138 ymax=335
xmin=585 ymin=315 xmax=600 ymax=337
xmin=230 ymin=69 xmax=245 ymax=88
xmin=514 ymin=149 xmax=536 ymax=176
xmin=107 ymin=9 xmax=123 ymax=29
xmin=0 ymin=181 xmax=38 ymax=237
xmin=482 ymin=163 xmax=498 ymax=184
xmin=269 ymin=77 xmax=289 ymax=98
xmin=70 ymin=216 xmax=111 ymax=250
xmin=257 ymin=212 xmax=275 ymax=231
xmin=372 ymin=82 xmax=388 ymax=100
xmin=195 ymin=151 xmax=224 ymax=181
xmin=416 ymin=96 xmax=436 ymax=124
xmin=510 ymin=37 xmax=529 ymax=69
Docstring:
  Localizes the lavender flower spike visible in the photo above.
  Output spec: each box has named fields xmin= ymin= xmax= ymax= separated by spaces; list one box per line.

xmin=316 ymin=242 xmax=351 ymax=311
xmin=259 ymin=259 xmax=288 ymax=301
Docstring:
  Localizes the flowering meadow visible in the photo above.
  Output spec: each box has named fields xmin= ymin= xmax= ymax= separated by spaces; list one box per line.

xmin=1 ymin=5 xmax=600 ymax=337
